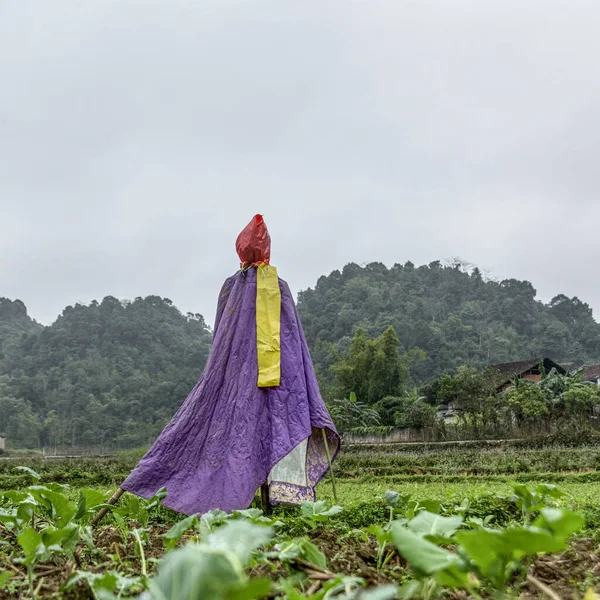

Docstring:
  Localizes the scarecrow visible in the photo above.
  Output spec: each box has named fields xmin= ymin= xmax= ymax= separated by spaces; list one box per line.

xmin=94 ymin=215 xmax=339 ymax=522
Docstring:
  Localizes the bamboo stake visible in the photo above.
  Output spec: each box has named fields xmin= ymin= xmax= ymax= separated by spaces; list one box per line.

xmin=260 ymin=482 xmax=272 ymax=515
xmin=91 ymin=487 xmax=124 ymax=527
xmin=321 ymin=428 xmax=339 ymax=504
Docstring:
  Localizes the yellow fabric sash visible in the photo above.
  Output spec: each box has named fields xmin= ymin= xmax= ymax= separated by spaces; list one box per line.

xmin=256 ymin=264 xmax=281 ymax=387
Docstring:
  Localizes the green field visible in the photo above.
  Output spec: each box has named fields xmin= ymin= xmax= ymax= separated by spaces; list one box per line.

xmin=1 ymin=441 xmax=600 ymax=599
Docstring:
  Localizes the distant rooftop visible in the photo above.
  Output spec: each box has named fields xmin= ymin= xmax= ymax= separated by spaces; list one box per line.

xmin=489 ymin=358 xmax=566 ymax=383
xmin=582 ymin=364 xmax=600 ymax=381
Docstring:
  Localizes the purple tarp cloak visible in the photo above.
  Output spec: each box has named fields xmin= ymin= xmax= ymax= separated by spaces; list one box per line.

xmin=121 ymin=268 xmax=340 ymax=516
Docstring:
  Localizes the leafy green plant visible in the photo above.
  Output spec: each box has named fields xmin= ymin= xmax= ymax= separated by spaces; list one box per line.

xmin=367 ymin=525 xmax=394 ymax=572
xmin=390 ymin=484 xmax=585 ymax=599
xmin=141 ymin=521 xmax=273 ymax=600
xmin=161 ymin=514 xmax=199 ymax=552
xmin=509 ymin=482 xmax=566 ymax=525
xmin=455 ymin=506 xmax=584 ymax=594
xmin=65 ymin=570 xmax=144 ymax=600
xmin=300 ymin=501 xmax=343 ymax=529
xmin=328 ymin=391 xmax=382 ymax=434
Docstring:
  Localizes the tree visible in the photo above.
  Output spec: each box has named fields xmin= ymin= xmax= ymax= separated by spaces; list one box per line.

xmin=538 ymin=367 xmax=600 ymax=419
xmin=330 ymin=326 xmax=411 ymax=405
xmin=327 ymin=392 xmax=380 ymax=435
xmin=395 ymin=388 xmax=438 ymax=430
xmin=504 ymin=383 xmax=548 ymax=424
xmin=297 ymin=261 xmax=600 ymax=382
xmin=439 ymin=367 xmax=504 ymax=436
xmin=0 ymin=396 xmax=41 ymax=449
xmin=0 ymin=295 xmax=212 ymax=450
xmin=372 ymin=396 xmax=403 ymax=427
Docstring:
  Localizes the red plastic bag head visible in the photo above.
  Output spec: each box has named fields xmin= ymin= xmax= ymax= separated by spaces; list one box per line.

xmin=236 ymin=214 xmax=271 ymax=267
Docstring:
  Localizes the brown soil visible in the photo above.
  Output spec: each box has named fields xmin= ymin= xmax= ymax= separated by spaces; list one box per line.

xmin=309 ymin=528 xmax=402 ymax=586
xmin=524 ymin=538 xmax=600 ymax=599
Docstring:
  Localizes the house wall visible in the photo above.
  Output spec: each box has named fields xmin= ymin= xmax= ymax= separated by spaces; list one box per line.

xmin=344 ymin=428 xmax=432 ymax=445
xmin=500 ymin=372 xmax=541 ymax=391
xmin=0 ymin=437 xmax=5 ymax=451
xmin=522 ymin=373 xmax=542 ymax=382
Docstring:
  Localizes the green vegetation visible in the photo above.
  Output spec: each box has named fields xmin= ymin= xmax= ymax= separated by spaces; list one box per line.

xmin=2 ymin=441 xmax=600 ymax=598
xmin=3 ymin=261 xmax=600 ymax=596
xmin=298 ymin=261 xmax=600 ymax=383
xmin=3 ymin=260 xmax=600 ymax=451
xmin=0 ymin=296 xmax=211 ymax=450
xmin=323 ymin=332 xmax=600 ymax=439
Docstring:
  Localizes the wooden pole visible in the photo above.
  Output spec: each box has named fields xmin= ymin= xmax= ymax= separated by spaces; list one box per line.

xmin=321 ymin=428 xmax=339 ymax=505
xmin=260 ymin=482 xmax=272 ymax=515
xmin=91 ymin=487 xmax=124 ymax=527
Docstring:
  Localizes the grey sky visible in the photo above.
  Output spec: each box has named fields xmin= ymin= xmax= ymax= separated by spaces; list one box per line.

xmin=1 ymin=0 xmax=599 ymax=327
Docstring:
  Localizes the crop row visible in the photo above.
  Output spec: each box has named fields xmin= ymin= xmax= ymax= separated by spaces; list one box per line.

xmin=0 ymin=466 xmax=598 ymax=599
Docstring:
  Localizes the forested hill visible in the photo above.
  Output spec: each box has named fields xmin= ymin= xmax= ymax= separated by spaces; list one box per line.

xmin=2 ymin=260 xmax=600 ymax=450
xmin=0 ymin=296 xmax=212 ymax=450
xmin=0 ymin=298 xmax=42 ymax=364
xmin=297 ymin=261 xmax=600 ymax=381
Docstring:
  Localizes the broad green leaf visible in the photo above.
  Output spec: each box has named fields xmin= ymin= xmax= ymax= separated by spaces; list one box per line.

xmin=17 ymin=528 xmax=43 ymax=562
xmin=113 ymin=512 xmax=126 ymax=531
xmin=535 ymin=508 xmax=585 ymax=539
xmin=0 ymin=509 xmax=17 ymax=528
xmin=27 ymin=486 xmax=54 ymax=511
xmin=146 ymin=487 xmax=168 ymax=511
xmin=417 ymin=499 xmax=442 ymax=515
xmin=272 ymin=539 xmax=302 ymax=562
xmin=390 ymin=524 xmax=460 ymax=575
xmin=42 ymin=524 xmax=80 ymax=557
xmin=456 ymin=527 xmax=564 ymax=573
xmin=80 ymin=525 xmax=94 ymax=550
xmin=231 ymin=508 xmax=282 ymax=527
xmin=407 ymin=511 xmax=462 ymax=539
xmin=41 ymin=489 xmax=77 ymax=527
xmin=147 ymin=545 xmax=244 ymax=600
xmin=301 ymin=500 xmax=343 ymax=522
xmin=199 ymin=509 xmax=229 ymax=536
xmin=162 ymin=515 xmax=198 ymax=552
xmin=455 ymin=529 xmax=512 ymax=570
xmin=367 ymin=524 xmax=392 ymax=544
xmin=74 ymin=492 xmax=87 ymax=521
xmin=271 ymin=536 xmax=327 ymax=569
xmin=43 ymin=482 xmax=70 ymax=492
xmin=299 ymin=539 xmax=328 ymax=570
xmin=207 ymin=521 xmax=272 ymax=565
xmin=14 ymin=466 xmax=41 ymax=481
xmin=232 ymin=508 xmax=263 ymax=520
xmin=225 ymin=578 xmax=271 ymax=600
xmin=65 ymin=570 xmax=119 ymax=592
xmin=2 ymin=490 xmax=29 ymax=503
xmin=81 ymin=489 xmax=110 ymax=511
xmin=120 ymin=494 xmax=140 ymax=519
xmin=0 ymin=571 xmax=13 ymax=586
xmin=493 ymin=528 xmax=565 ymax=555
xmin=535 ymin=484 xmax=566 ymax=499
xmin=360 ymin=585 xmax=399 ymax=599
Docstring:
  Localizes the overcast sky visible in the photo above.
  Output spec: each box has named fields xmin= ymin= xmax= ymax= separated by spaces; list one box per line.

xmin=1 ymin=0 xmax=599 ymax=327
